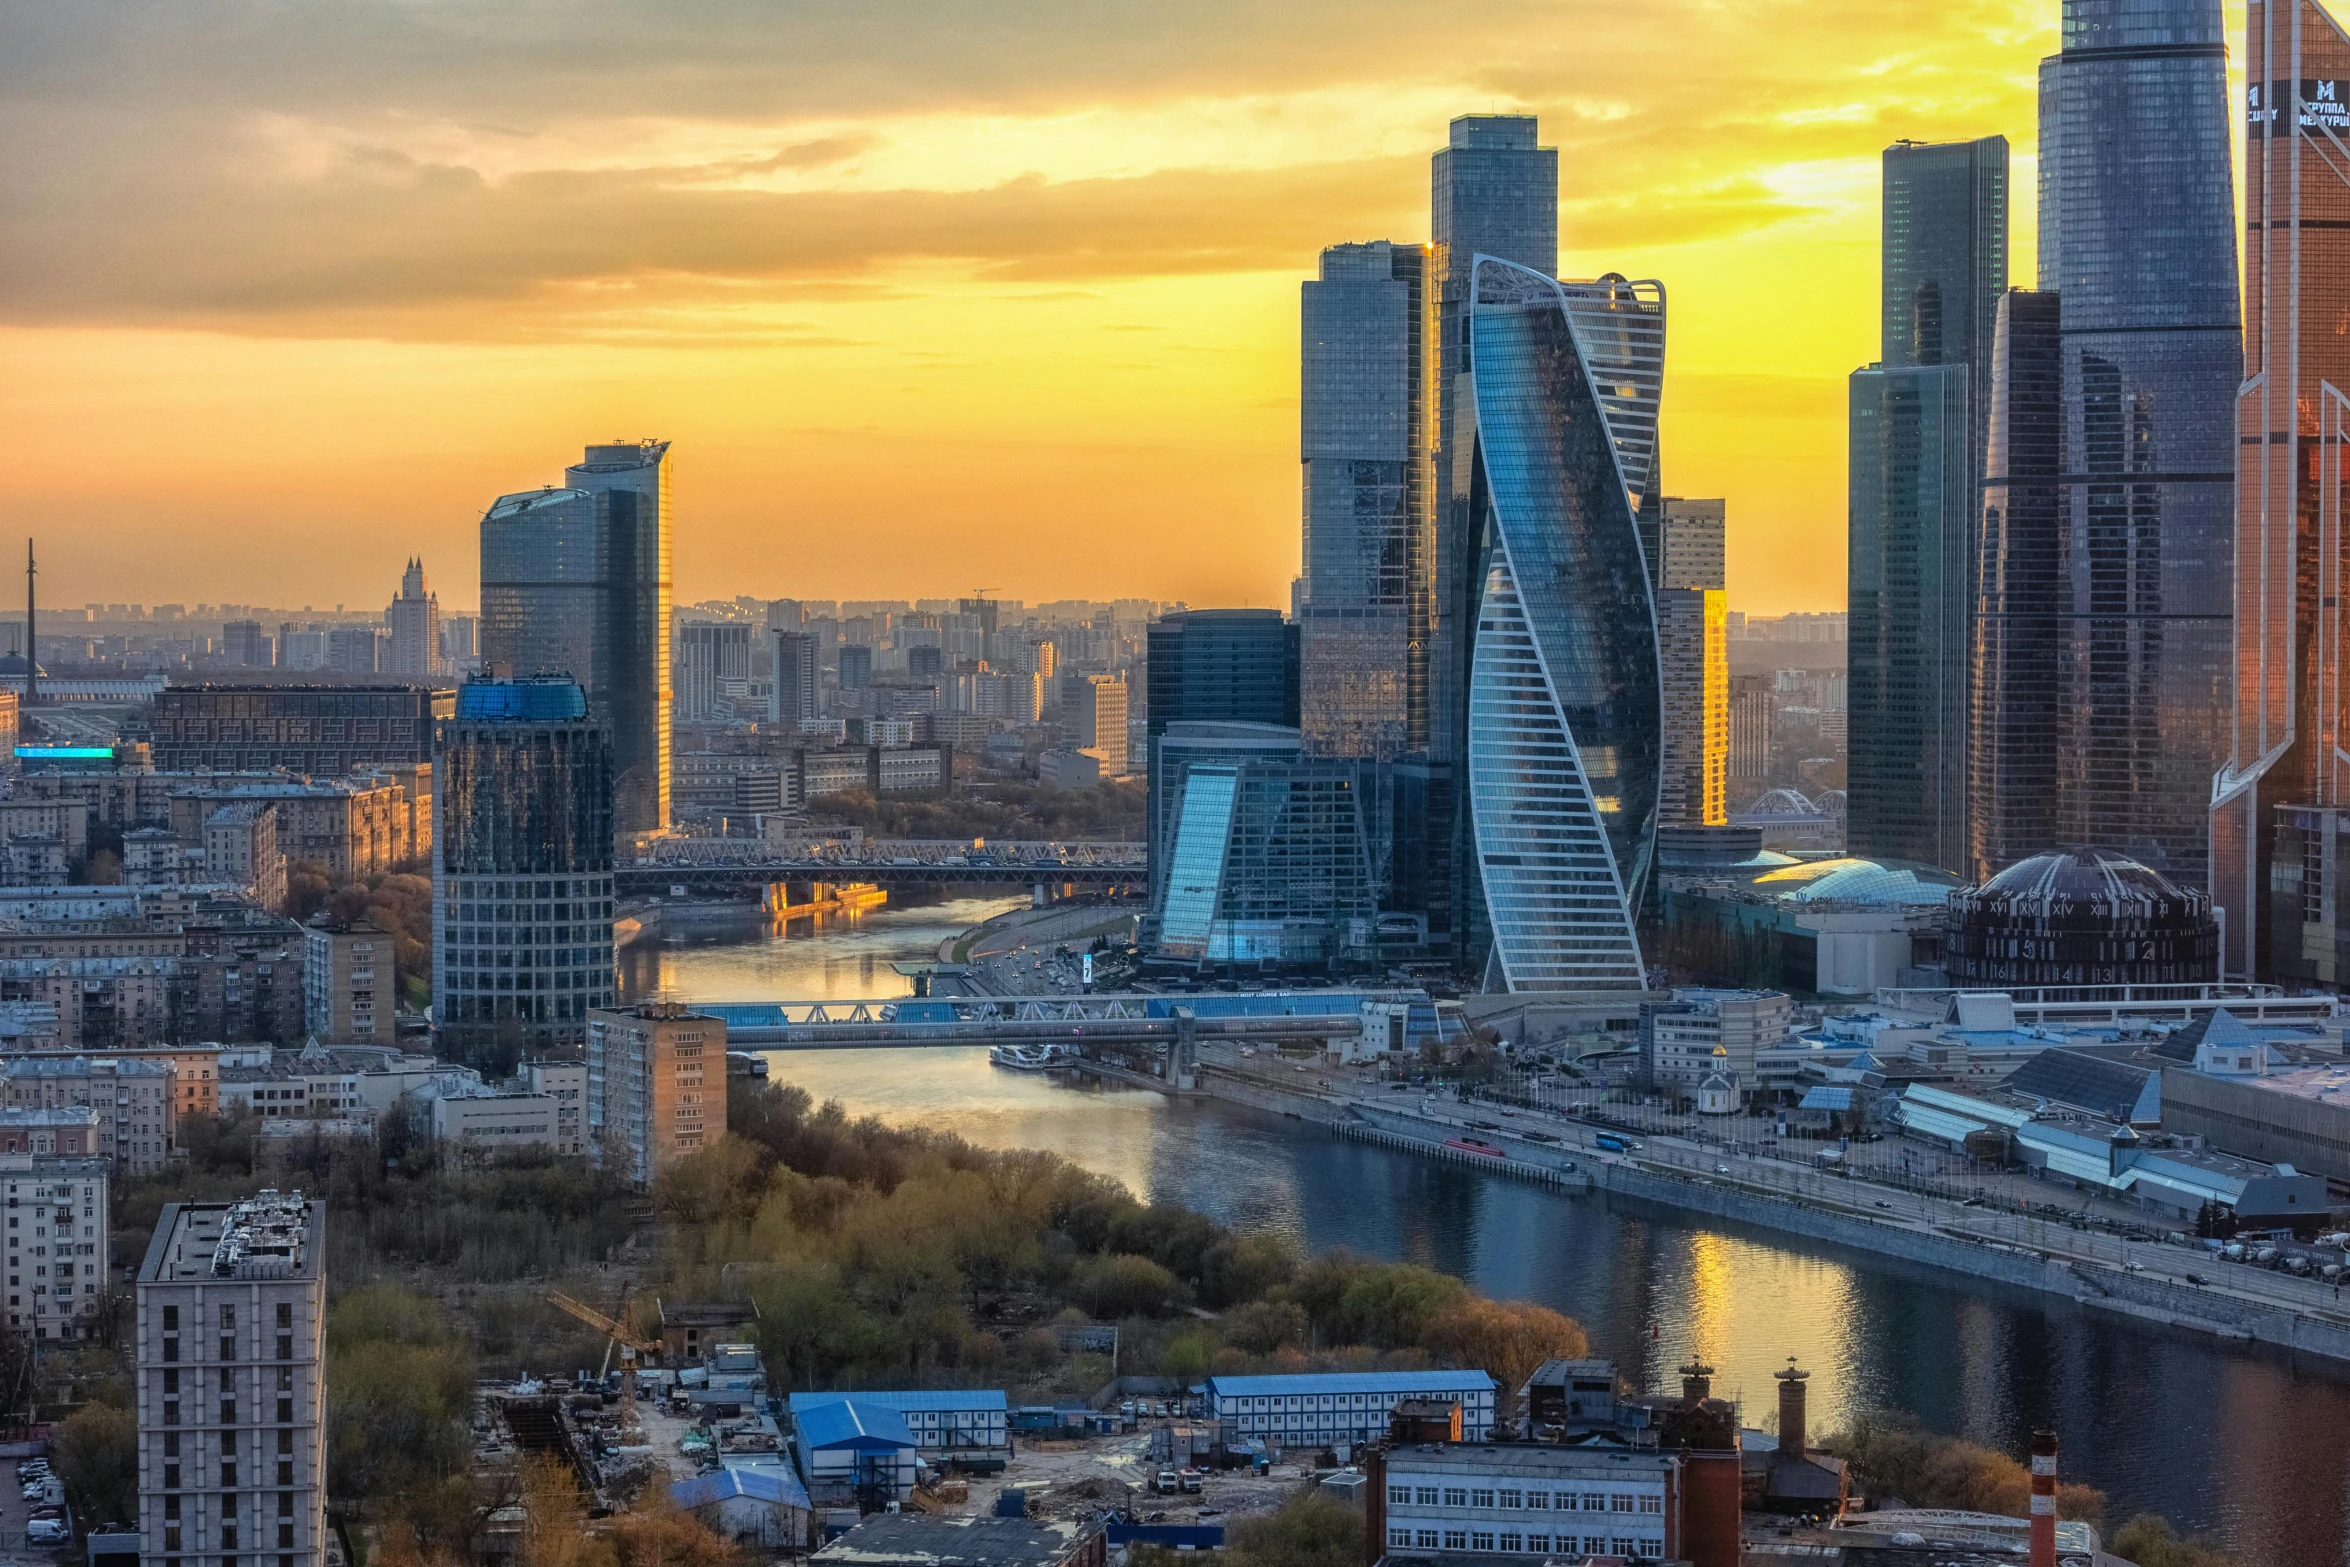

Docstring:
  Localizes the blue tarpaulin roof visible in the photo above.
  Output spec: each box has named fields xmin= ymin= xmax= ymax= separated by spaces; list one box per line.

xmin=796 ymin=1399 xmax=917 ymax=1450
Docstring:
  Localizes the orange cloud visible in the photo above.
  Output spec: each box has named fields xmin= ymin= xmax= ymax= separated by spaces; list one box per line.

xmin=0 ymin=0 xmax=2088 ymax=613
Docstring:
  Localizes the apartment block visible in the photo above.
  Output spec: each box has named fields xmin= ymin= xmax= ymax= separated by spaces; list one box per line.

xmin=303 ymin=914 xmax=393 ymax=1046
xmin=1 ymin=1154 xmax=110 ymax=1340
xmin=137 ymin=1192 xmax=327 ymax=1567
xmin=587 ymin=1003 xmax=727 ymax=1185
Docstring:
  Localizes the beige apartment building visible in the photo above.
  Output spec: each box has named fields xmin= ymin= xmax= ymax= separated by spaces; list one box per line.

xmin=586 ymin=1003 xmax=726 ymax=1185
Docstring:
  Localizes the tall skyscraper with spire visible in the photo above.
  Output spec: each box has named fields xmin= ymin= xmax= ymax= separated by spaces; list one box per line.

xmin=2216 ymin=0 xmax=2350 ymax=981
xmin=1431 ymin=115 xmax=1558 ymax=971
xmin=385 ymin=557 xmax=442 ymax=678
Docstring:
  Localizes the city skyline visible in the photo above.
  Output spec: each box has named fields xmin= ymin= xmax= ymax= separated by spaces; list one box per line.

xmin=3 ymin=3 xmax=2083 ymax=616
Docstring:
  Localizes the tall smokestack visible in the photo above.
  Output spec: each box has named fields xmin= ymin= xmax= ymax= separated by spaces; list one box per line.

xmin=1680 ymin=1359 xmax=1714 ymax=1404
xmin=1774 ymin=1359 xmax=1808 ymax=1460
xmin=2029 ymin=1430 xmax=2057 ymax=1567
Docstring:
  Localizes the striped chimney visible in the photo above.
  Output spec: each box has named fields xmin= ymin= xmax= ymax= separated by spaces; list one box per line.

xmin=2029 ymin=1430 xmax=2058 ymax=1567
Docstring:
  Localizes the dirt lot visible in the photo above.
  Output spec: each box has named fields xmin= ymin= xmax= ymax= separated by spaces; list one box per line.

xmin=961 ymin=1431 xmax=1310 ymax=1530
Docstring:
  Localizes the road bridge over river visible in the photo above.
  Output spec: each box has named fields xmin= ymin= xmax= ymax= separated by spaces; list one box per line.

xmin=620 ymin=839 xmax=1145 ymax=896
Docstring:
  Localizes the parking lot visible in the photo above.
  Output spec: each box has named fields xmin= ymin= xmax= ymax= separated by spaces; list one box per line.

xmin=0 ymin=1451 xmax=73 ymax=1564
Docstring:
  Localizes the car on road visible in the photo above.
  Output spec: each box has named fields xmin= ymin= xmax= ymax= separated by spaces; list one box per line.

xmin=1872 ymin=1200 xmax=1892 ymax=1210
xmin=1521 ymin=1130 xmax=1559 ymax=1143
xmin=2122 ymin=1261 xmax=2147 ymax=1273
xmin=1714 ymin=1164 xmax=1731 ymax=1175
xmin=2185 ymin=1272 xmax=2210 ymax=1286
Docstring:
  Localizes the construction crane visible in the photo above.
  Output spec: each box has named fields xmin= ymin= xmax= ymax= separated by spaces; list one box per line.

xmin=547 ymin=1289 xmax=659 ymax=1411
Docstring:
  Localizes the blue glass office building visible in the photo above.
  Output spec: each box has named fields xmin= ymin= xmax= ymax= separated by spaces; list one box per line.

xmin=1463 ymin=258 xmax=1659 ymax=991
xmin=434 ymin=676 xmax=617 ymax=1063
xmin=2038 ymin=0 xmax=2238 ymax=893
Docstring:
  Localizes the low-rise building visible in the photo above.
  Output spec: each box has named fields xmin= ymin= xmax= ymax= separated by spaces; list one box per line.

xmin=1201 ymin=1370 xmax=1498 ymax=1449
xmin=1641 ymin=989 xmax=1791 ymax=1103
xmin=520 ymin=1059 xmax=589 ymax=1155
xmin=668 ymin=1467 xmax=811 ymax=1552
xmin=789 ymin=1389 xmax=1009 ymax=1459
xmin=1893 ymin=1080 xmax=2324 ymax=1223
xmin=791 ymin=1399 xmax=920 ymax=1508
xmin=1 ymin=1154 xmax=109 ymax=1340
xmin=416 ymin=1079 xmax=566 ymax=1153
xmin=1371 ymin=1442 xmax=1683 ymax=1562
xmin=658 ymin=1299 xmax=759 ymax=1363
xmin=0 ymin=1055 xmax=176 ymax=1172
xmin=0 ymin=1106 xmax=101 ymax=1157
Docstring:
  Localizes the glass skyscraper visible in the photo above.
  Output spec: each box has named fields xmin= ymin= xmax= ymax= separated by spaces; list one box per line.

xmin=480 ymin=440 xmax=674 ymax=836
xmin=2216 ymin=0 xmax=2350 ymax=981
xmin=1431 ymin=118 xmax=1558 ymax=969
xmin=1464 ymin=257 xmax=1658 ymax=992
xmin=1656 ymin=498 xmax=1729 ymax=829
xmin=1969 ymin=287 xmax=2065 ymax=880
xmin=1882 ymin=138 xmax=2009 ymax=454
xmin=1848 ymin=363 xmax=1972 ymax=872
xmin=1154 ymin=744 xmax=1383 ymax=966
xmin=1849 ymin=137 xmax=2006 ymax=875
xmin=432 ymin=677 xmax=616 ymax=1065
xmin=1143 ymin=611 xmax=1301 ymax=908
xmin=2035 ymin=1 xmax=2239 ymax=897
xmin=1299 ymin=241 xmax=1437 ymax=762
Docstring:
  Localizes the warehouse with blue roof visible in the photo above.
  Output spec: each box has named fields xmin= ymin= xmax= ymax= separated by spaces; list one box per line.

xmin=788 ymin=1389 xmax=1009 ymax=1458
xmin=790 ymin=1399 xmax=920 ymax=1508
xmin=1201 ymin=1369 xmax=1496 ymax=1448
xmin=669 ymin=1466 xmax=812 ymax=1549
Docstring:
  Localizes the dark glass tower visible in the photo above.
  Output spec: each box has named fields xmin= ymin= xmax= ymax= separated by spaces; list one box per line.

xmin=1143 ymin=610 xmax=1301 ymax=905
xmin=1968 ymin=288 xmax=2065 ymax=879
xmin=480 ymin=440 xmax=673 ymax=836
xmin=1464 ymin=258 xmax=1658 ymax=991
xmin=2039 ymin=0 xmax=2238 ymax=894
xmin=433 ymin=676 xmax=616 ymax=1066
xmin=1298 ymin=241 xmax=1437 ymax=763
xmin=1882 ymin=140 xmax=2009 ymax=391
xmin=1848 ymin=362 xmax=1972 ymax=872
xmin=2217 ymin=0 xmax=2350 ymax=981
xmin=1848 ymin=137 xmax=2007 ymax=875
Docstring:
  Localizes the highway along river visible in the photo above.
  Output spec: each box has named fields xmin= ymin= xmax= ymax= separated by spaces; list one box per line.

xmin=621 ymin=894 xmax=2350 ymax=1564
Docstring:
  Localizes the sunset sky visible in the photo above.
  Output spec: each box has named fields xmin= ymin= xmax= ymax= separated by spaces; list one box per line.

xmin=0 ymin=1 xmax=2230 ymax=616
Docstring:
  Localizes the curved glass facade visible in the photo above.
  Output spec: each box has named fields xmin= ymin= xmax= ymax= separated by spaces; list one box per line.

xmin=1465 ymin=257 xmax=1660 ymax=991
xmin=433 ymin=678 xmax=618 ymax=1061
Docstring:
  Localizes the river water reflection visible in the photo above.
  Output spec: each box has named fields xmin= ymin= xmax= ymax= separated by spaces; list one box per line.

xmin=621 ymin=896 xmax=2350 ymax=1563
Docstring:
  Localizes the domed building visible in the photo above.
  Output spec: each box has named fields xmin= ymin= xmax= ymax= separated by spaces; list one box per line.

xmin=1945 ymin=847 xmax=2217 ymax=987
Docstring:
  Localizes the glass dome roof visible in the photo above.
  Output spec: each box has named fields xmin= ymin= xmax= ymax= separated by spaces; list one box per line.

xmin=1748 ymin=856 xmax=1962 ymax=907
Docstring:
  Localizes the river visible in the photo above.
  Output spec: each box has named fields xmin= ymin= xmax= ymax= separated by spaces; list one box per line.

xmin=621 ymin=894 xmax=2350 ymax=1564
